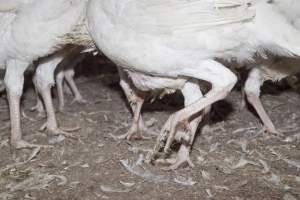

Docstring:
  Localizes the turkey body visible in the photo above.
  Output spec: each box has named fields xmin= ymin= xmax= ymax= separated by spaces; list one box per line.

xmin=87 ymin=0 xmax=300 ymax=164
xmin=0 ymin=0 xmax=89 ymax=149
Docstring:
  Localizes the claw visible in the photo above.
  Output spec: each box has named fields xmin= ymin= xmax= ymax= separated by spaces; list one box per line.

xmin=12 ymin=139 xmax=51 ymax=149
xmin=156 ymin=144 xmax=194 ymax=170
xmin=39 ymin=123 xmax=78 ymax=139
xmin=262 ymin=126 xmax=284 ymax=138
xmin=10 ymin=140 xmax=52 ymax=163
xmin=115 ymin=123 xmax=153 ymax=140
xmin=163 ymin=117 xmax=191 ymax=154
xmin=70 ymin=97 xmax=88 ymax=105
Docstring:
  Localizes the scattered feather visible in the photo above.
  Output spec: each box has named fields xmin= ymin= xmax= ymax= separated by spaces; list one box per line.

xmin=24 ymin=193 xmax=36 ymax=200
xmin=174 ymin=176 xmax=197 ymax=186
xmin=233 ymin=127 xmax=257 ymax=134
xmin=95 ymin=156 xmax=105 ymax=164
xmin=6 ymin=169 xmax=64 ymax=192
xmin=119 ymin=181 xmax=135 ymax=187
xmin=231 ymin=154 xmax=260 ymax=169
xmin=282 ymin=158 xmax=300 ymax=170
xmin=53 ymin=175 xmax=68 ymax=186
xmin=209 ymin=142 xmax=220 ymax=153
xmin=201 ymin=170 xmax=212 ymax=181
xmin=145 ymin=118 xmax=156 ymax=127
xmin=120 ymin=158 xmax=169 ymax=183
xmin=214 ymin=185 xmax=229 ymax=191
xmin=204 ymin=135 xmax=213 ymax=143
xmin=266 ymin=147 xmax=282 ymax=159
xmin=284 ymin=133 xmax=300 ymax=143
xmin=80 ymin=163 xmax=90 ymax=168
xmin=48 ymin=135 xmax=65 ymax=145
xmin=227 ymin=139 xmax=249 ymax=153
xmin=24 ymin=147 xmax=41 ymax=163
xmin=128 ymin=146 xmax=152 ymax=154
xmin=205 ymin=189 xmax=213 ymax=198
xmin=258 ymin=159 xmax=270 ymax=174
xmin=197 ymin=156 xmax=206 ymax=164
xmin=264 ymin=173 xmax=281 ymax=186
xmin=100 ymin=185 xmax=130 ymax=193
xmin=0 ymin=139 xmax=9 ymax=148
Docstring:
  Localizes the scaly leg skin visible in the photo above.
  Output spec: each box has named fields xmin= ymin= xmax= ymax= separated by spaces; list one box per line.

xmin=156 ymin=143 xmax=194 ymax=170
xmin=5 ymin=59 xmax=47 ymax=151
xmin=30 ymin=96 xmax=45 ymax=118
xmin=117 ymin=95 xmax=151 ymax=140
xmin=117 ymin=67 xmax=152 ymax=140
xmin=244 ymin=68 xmax=282 ymax=136
xmin=35 ymin=56 xmax=78 ymax=139
xmin=30 ymin=76 xmax=46 ymax=118
xmin=38 ymin=85 xmax=76 ymax=139
xmin=9 ymin=93 xmax=42 ymax=149
xmin=155 ymin=80 xmax=204 ymax=170
xmin=200 ymin=106 xmax=211 ymax=135
xmin=64 ymin=68 xmax=87 ymax=105
xmin=239 ymin=89 xmax=247 ymax=110
xmin=55 ymin=70 xmax=65 ymax=112
xmin=148 ymin=60 xmax=237 ymax=162
xmin=162 ymin=86 xmax=234 ymax=154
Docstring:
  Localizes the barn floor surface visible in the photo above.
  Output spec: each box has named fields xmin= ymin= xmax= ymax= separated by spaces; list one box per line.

xmin=0 ymin=57 xmax=299 ymax=200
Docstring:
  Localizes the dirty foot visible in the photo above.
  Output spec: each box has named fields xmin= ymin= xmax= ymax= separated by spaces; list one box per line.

xmin=155 ymin=144 xmax=194 ymax=170
xmin=70 ymin=97 xmax=88 ymax=105
xmin=39 ymin=123 xmax=80 ymax=139
xmin=116 ymin=123 xmax=152 ymax=140
xmin=262 ymin=126 xmax=284 ymax=138
xmin=12 ymin=139 xmax=49 ymax=150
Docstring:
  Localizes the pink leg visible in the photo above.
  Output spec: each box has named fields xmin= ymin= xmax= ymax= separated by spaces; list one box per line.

xmin=117 ymin=68 xmax=152 ymax=140
xmin=5 ymin=59 xmax=43 ymax=149
xmin=30 ymin=75 xmax=46 ymax=118
xmin=35 ymin=56 xmax=77 ymax=139
xmin=148 ymin=60 xmax=237 ymax=162
xmin=64 ymin=68 xmax=87 ymax=104
xmin=55 ymin=70 xmax=65 ymax=112
xmin=244 ymin=68 xmax=280 ymax=135
xmin=155 ymin=80 xmax=204 ymax=170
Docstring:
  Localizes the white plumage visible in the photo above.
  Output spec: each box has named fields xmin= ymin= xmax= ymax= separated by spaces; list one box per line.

xmin=242 ymin=0 xmax=300 ymax=134
xmin=0 ymin=0 xmax=90 ymax=149
xmin=244 ymin=57 xmax=300 ymax=135
xmin=87 ymin=0 xmax=300 ymax=167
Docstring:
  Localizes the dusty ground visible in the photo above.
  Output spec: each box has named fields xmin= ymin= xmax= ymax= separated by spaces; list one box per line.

xmin=0 ymin=56 xmax=299 ymax=200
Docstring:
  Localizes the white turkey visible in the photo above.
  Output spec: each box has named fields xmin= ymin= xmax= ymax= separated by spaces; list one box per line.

xmin=31 ymin=46 xmax=87 ymax=117
xmin=0 ymin=0 xmax=90 ymax=150
xmin=243 ymin=57 xmax=300 ymax=135
xmin=242 ymin=0 xmax=300 ymax=135
xmin=87 ymin=0 xmax=300 ymax=167
xmin=116 ymin=68 xmax=210 ymax=169
xmin=54 ymin=46 xmax=87 ymax=112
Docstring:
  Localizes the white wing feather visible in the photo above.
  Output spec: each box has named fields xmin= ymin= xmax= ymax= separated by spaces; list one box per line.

xmin=121 ymin=0 xmax=255 ymax=35
xmin=0 ymin=0 xmax=34 ymax=12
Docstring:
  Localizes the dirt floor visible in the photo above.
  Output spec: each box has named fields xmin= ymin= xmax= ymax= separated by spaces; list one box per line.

xmin=0 ymin=56 xmax=299 ymax=200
